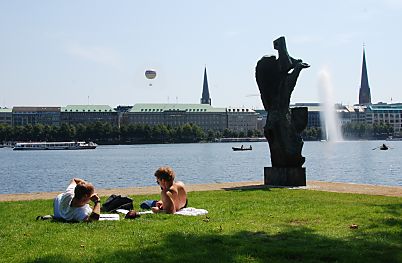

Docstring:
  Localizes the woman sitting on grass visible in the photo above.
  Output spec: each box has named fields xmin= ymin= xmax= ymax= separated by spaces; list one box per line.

xmin=152 ymin=166 xmax=187 ymax=214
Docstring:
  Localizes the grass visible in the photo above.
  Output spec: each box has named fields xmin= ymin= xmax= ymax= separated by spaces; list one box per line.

xmin=0 ymin=188 xmax=401 ymax=263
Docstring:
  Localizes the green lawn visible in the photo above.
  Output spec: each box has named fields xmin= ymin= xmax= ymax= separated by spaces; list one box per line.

xmin=0 ymin=188 xmax=401 ymax=263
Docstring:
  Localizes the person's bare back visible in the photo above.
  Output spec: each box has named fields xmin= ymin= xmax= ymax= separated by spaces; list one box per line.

xmin=169 ymin=181 xmax=187 ymax=210
xmin=153 ymin=167 xmax=188 ymax=214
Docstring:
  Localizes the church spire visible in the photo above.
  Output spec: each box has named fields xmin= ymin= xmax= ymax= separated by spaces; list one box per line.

xmin=359 ymin=47 xmax=372 ymax=105
xmin=200 ymin=66 xmax=211 ymax=105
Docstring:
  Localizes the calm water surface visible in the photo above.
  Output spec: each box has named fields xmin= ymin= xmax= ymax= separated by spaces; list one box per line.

xmin=1 ymin=141 xmax=401 ymax=194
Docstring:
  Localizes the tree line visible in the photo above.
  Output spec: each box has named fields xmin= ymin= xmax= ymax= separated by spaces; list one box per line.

xmin=0 ymin=123 xmax=263 ymax=144
xmin=341 ymin=122 xmax=393 ymax=140
xmin=0 ymin=121 xmax=394 ymax=144
xmin=300 ymin=122 xmax=394 ymax=141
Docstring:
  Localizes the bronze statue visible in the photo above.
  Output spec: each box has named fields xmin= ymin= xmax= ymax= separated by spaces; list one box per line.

xmin=256 ymin=36 xmax=309 ymax=168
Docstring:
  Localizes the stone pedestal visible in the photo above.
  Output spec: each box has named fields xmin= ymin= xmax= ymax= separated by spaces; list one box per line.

xmin=264 ymin=167 xmax=306 ymax=186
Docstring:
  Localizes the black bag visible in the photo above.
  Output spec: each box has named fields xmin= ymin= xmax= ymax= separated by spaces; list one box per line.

xmin=101 ymin=194 xmax=133 ymax=212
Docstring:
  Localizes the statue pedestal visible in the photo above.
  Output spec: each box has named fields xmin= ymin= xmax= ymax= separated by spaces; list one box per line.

xmin=264 ymin=167 xmax=306 ymax=186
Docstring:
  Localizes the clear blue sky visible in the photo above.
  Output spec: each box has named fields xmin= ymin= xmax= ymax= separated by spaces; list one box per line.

xmin=1 ymin=1 xmax=401 ymax=109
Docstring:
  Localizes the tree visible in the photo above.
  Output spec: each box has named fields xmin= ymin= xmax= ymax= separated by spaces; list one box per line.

xmin=191 ymin=124 xmax=205 ymax=141
xmin=223 ymin=128 xmax=231 ymax=138
xmin=0 ymin=124 xmax=12 ymax=142
xmin=59 ymin=123 xmax=74 ymax=141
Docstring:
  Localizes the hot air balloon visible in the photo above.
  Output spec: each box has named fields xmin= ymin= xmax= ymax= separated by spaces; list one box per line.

xmin=145 ymin=69 xmax=157 ymax=80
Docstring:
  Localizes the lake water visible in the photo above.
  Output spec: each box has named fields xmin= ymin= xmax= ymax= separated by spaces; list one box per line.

xmin=1 ymin=141 xmax=401 ymax=194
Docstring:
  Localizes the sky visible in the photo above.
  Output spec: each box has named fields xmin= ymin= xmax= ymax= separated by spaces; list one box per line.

xmin=1 ymin=0 xmax=402 ymax=109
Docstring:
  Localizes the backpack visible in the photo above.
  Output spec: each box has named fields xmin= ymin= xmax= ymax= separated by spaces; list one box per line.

xmin=101 ymin=194 xmax=133 ymax=212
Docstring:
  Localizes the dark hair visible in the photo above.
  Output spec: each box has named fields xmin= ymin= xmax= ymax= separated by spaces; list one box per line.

xmin=74 ymin=182 xmax=94 ymax=200
xmin=154 ymin=166 xmax=175 ymax=182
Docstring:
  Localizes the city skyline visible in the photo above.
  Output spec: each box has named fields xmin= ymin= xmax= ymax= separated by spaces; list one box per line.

xmin=1 ymin=1 xmax=402 ymax=109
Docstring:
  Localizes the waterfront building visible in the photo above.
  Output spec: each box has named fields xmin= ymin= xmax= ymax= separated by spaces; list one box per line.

xmin=0 ymin=108 xmax=12 ymax=126
xmin=122 ymin=103 xmax=258 ymax=132
xmin=12 ymin=106 xmax=60 ymax=126
xmin=341 ymin=105 xmax=366 ymax=124
xmin=60 ymin=105 xmax=118 ymax=126
xmin=365 ymin=103 xmax=402 ymax=135
xmin=227 ymin=107 xmax=258 ymax=132
xmin=337 ymin=105 xmax=352 ymax=125
xmin=254 ymin=109 xmax=267 ymax=131
xmin=333 ymin=103 xmax=402 ymax=136
xmin=122 ymin=103 xmax=228 ymax=131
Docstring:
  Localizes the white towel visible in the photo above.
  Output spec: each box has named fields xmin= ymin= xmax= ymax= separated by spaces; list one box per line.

xmin=116 ymin=208 xmax=208 ymax=216
xmin=175 ymin=207 xmax=208 ymax=216
xmin=116 ymin=209 xmax=153 ymax=215
xmin=99 ymin=214 xmax=120 ymax=221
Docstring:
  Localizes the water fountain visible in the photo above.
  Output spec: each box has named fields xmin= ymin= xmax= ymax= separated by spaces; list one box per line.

xmin=318 ymin=70 xmax=343 ymax=142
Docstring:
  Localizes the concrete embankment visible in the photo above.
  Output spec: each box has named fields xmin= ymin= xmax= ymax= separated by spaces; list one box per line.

xmin=0 ymin=180 xmax=401 ymax=202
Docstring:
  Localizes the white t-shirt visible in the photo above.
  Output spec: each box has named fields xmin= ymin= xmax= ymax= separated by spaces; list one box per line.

xmin=53 ymin=183 xmax=92 ymax=221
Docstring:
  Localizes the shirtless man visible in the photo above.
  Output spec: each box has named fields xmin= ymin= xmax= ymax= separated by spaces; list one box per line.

xmin=151 ymin=166 xmax=187 ymax=214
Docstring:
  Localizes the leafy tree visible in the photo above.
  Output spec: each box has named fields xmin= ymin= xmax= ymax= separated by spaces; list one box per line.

xmin=59 ymin=123 xmax=74 ymax=141
xmin=223 ymin=128 xmax=231 ymax=138
xmin=0 ymin=124 xmax=13 ymax=142
xmin=31 ymin=124 xmax=44 ymax=141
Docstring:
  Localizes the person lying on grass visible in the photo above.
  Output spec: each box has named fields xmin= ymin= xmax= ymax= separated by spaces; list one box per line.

xmin=53 ymin=178 xmax=101 ymax=222
xmin=152 ymin=166 xmax=187 ymax=214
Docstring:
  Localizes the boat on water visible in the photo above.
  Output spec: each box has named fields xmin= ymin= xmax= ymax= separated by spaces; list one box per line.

xmin=380 ymin=144 xmax=389 ymax=150
xmin=13 ymin=141 xmax=97 ymax=151
xmin=232 ymin=145 xmax=252 ymax=151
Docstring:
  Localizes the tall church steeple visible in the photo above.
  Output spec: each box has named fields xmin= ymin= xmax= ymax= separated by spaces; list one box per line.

xmin=359 ymin=47 xmax=372 ymax=105
xmin=200 ymin=67 xmax=211 ymax=105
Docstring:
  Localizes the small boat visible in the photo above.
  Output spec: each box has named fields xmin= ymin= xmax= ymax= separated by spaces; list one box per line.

xmin=380 ymin=144 xmax=389 ymax=150
xmin=13 ymin=141 xmax=97 ymax=151
xmin=232 ymin=145 xmax=252 ymax=151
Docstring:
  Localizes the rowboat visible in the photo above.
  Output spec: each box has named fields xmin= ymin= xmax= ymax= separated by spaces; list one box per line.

xmin=232 ymin=145 xmax=252 ymax=151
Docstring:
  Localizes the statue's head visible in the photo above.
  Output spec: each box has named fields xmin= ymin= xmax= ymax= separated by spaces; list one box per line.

xmin=256 ymin=55 xmax=279 ymax=88
xmin=273 ymin=36 xmax=286 ymax=51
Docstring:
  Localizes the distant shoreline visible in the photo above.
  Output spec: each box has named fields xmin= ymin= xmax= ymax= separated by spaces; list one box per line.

xmin=3 ymin=137 xmax=400 ymax=147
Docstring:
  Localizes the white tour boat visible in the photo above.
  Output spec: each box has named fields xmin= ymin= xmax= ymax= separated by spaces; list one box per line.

xmin=13 ymin=141 xmax=97 ymax=151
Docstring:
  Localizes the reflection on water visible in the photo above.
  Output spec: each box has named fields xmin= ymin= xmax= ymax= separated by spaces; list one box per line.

xmin=0 ymin=141 xmax=401 ymax=194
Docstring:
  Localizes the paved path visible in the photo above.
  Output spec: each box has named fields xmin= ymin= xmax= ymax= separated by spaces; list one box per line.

xmin=0 ymin=180 xmax=401 ymax=202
